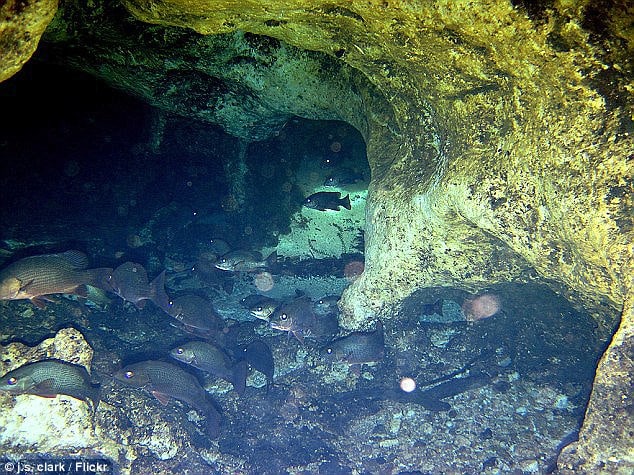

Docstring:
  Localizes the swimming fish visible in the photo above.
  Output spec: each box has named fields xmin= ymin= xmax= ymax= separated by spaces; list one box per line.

xmin=0 ymin=250 xmax=112 ymax=308
xmin=323 ymin=168 xmax=364 ymax=187
xmin=303 ymin=192 xmax=351 ymax=211
xmin=165 ymin=294 xmax=225 ymax=336
xmin=170 ymin=341 xmax=247 ymax=396
xmin=114 ymin=360 xmax=221 ymax=437
xmin=243 ymin=339 xmax=274 ymax=392
xmin=249 ymin=296 xmax=281 ymax=321
xmin=0 ymin=359 xmax=100 ymax=413
xmin=270 ymin=295 xmax=339 ymax=343
xmin=214 ymin=250 xmax=277 ymax=272
xmin=321 ymin=321 xmax=385 ymax=366
xmin=313 ymin=295 xmax=340 ymax=317
xmin=106 ymin=262 xmax=169 ymax=310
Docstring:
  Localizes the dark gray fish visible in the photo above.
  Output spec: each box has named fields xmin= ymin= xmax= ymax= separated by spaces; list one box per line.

xmin=165 ymin=294 xmax=225 ymax=336
xmin=313 ymin=295 xmax=340 ymax=317
xmin=0 ymin=359 xmax=100 ymax=413
xmin=249 ymin=296 xmax=281 ymax=321
xmin=303 ymin=192 xmax=351 ymax=211
xmin=270 ymin=295 xmax=339 ymax=343
xmin=322 ymin=321 xmax=384 ymax=365
xmin=170 ymin=341 xmax=247 ymax=396
xmin=323 ymin=168 xmax=364 ymax=187
xmin=214 ymin=250 xmax=277 ymax=272
xmin=114 ymin=360 xmax=221 ymax=437
xmin=244 ymin=340 xmax=274 ymax=391
xmin=106 ymin=262 xmax=169 ymax=310
xmin=0 ymin=250 xmax=112 ymax=308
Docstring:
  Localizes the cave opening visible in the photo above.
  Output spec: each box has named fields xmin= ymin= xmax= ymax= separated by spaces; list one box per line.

xmin=0 ymin=60 xmax=370 ymax=272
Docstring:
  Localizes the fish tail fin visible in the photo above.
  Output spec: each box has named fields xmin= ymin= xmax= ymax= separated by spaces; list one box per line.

xmin=149 ymin=271 xmax=170 ymax=310
xmin=341 ymin=194 xmax=351 ymax=210
xmin=265 ymin=250 xmax=278 ymax=268
xmin=85 ymin=267 xmax=114 ymax=292
xmin=204 ymin=400 xmax=222 ymax=438
xmin=231 ymin=360 xmax=249 ymax=397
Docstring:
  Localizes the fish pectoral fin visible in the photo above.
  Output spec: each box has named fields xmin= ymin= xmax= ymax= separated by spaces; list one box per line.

xmin=18 ymin=278 xmax=35 ymax=292
xmin=292 ymin=331 xmax=305 ymax=344
xmin=33 ymin=378 xmax=56 ymax=393
xmin=151 ymin=391 xmax=171 ymax=406
xmin=72 ymin=285 xmax=88 ymax=298
xmin=30 ymin=297 xmax=48 ymax=309
xmin=349 ymin=364 xmax=362 ymax=377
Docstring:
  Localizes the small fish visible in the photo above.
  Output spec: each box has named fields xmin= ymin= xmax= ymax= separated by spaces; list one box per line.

xmin=421 ymin=299 xmax=444 ymax=316
xmin=0 ymin=250 xmax=113 ymax=308
xmin=0 ymin=359 xmax=100 ymax=413
xmin=165 ymin=294 xmax=225 ymax=336
xmin=322 ymin=321 xmax=385 ymax=366
xmin=303 ymin=192 xmax=351 ymax=211
xmin=106 ymin=262 xmax=170 ymax=310
xmin=313 ymin=295 xmax=340 ymax=317
xmin=270 ymin=295 xmax=339 ymax=343
xmin=244 ymin=340 xmax=274 ymax=392
xmin=114 ymin=360 xmax=221 ymax=437
xmin=323 ymin=168 xmax=364 ymax=187
xmin=170 ymin=341 xmax=247 ymax=396
xmin=249 ymin=296 xmax=281 ymax=321
xmin=214 ymin=250 xmax=277 ymax=272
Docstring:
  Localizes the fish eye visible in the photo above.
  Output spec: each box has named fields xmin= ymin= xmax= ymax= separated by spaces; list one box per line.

xmin=124 ymin=371 xmax=134 ymax=379
xmin=281 ymin=313 xmax=288 ymax=320
xmin=176 ymin=348 xmax=184 ymax=355
xmin=256 ymin=306 xmax=263 ymax=311
xmin=326 ymin=348 xmax=333 ymax=354
xmin=7 ymin=377 xmax=17 ymax=385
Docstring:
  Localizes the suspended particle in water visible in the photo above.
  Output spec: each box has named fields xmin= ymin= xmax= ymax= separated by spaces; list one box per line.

xmin=462 ymin=293 xmax=501 ymax=322
xmin=254 ymin=271 xmax=275 ymax=292
xmin=400 ymin=377 xmax=416 ymax=393
xmin=344 ymin=260 xmax=364 ymax=282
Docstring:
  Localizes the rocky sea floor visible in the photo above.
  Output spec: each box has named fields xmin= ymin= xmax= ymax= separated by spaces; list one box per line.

xmin=0 ymin=259 xmax=611 ymax=474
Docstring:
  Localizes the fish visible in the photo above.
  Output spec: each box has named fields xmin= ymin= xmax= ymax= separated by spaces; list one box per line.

xmin=0 ymin=359 xmax=100 ymax=413
xmin=303 ymin=192 xmax=351 ymax=211
xmin=323 ymin=168 xmax=364 ymax=187
xmin=270 ymin=295 xmax=339 ymax=343
xmin=106 ymin=262 xmax=170 ymax=310
xmin=214 ymin=250 xmax=277 ymax=272
xmin=114 ymin=360 xmax=221 ymax=437
xmin=313 ymin=295 xmax=341 ymax=317
xmin=243 ymin=340 xmax=274 ymax=392
xmin=169 ymin=341 xmax=247 ymax=396
xmin=165 ymin=294 xmax=225 ymax=336
xmin=321 ymin=321 xmax=385 ymax=367
xmin=421 ymin=299 xmax=444 ymax=316
xmin=0 ymin=250 xmax=113 ymax=308
xmin=249 ymin=296 xmax=281 ymax=321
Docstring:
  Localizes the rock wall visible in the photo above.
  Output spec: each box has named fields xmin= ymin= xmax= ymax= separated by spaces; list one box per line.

xmin=0 ymin=0 xmax=58 ymax=82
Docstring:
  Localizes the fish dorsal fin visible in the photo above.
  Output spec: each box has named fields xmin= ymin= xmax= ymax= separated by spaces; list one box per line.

xmin=152 ymin=391 xmax=171 ymax=406
xmin=58 ymin=250 xmax=89 ymax=270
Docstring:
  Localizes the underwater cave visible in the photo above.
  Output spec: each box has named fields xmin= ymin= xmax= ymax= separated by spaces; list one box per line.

xmin=0 ymin=0 xmax=632 ymax=474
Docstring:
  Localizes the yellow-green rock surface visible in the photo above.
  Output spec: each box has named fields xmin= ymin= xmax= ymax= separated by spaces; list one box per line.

xmin=0 ymin=0 xmax=58 ymax=82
